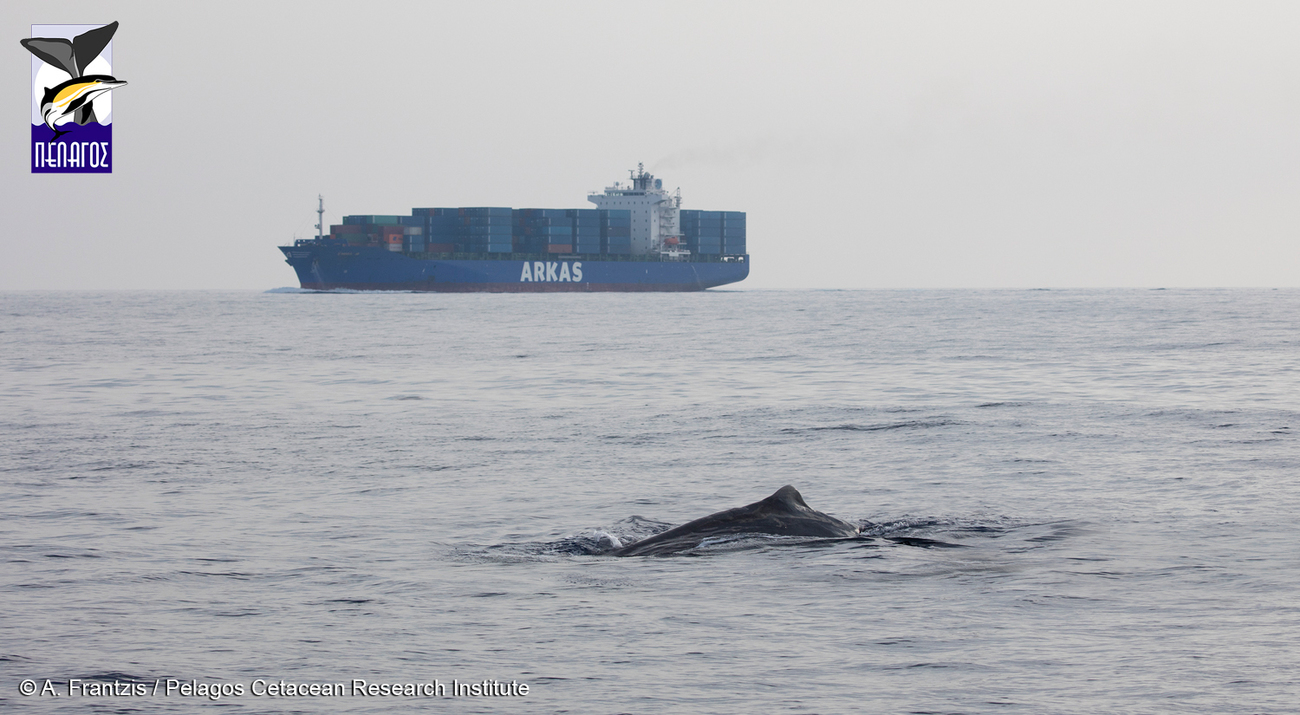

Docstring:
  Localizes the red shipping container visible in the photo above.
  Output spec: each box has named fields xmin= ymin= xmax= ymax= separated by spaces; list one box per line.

xmin=332 ymin=225 xmax=367 ymax=234
xmin=546 ymin=244 xmax=572 ymax=254
xmin=426 ymin=243 xmax=455 ymax=252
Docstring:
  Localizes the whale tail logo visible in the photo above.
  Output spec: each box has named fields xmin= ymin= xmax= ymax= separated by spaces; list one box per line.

xmin=22 ymin=21 xmax=125 ymax=139
xmin=24 ymin=21 xmax=124 ymax=172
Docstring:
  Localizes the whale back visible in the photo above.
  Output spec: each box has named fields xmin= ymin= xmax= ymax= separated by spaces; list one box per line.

xmin=609 ymin=485 xmax=858 ymax=557
xmin=764 ymin=484 xmax=810 ymax=510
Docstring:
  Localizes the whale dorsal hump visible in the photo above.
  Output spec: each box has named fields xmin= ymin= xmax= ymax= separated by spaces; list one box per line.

xmin=763 ymin=485 xmax=809 ymax=512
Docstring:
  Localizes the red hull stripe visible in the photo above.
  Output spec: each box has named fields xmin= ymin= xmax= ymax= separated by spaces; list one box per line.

xmin=299 ymin=282 xmax=710 ymax=293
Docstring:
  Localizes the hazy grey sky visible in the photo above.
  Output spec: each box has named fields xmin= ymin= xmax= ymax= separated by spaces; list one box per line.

xmin=5 ymin=1 xmax=1298 ymax=289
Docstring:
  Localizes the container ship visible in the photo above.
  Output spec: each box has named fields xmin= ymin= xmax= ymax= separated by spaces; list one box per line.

xmin=279 ymin=166 xmax=749 ymax=292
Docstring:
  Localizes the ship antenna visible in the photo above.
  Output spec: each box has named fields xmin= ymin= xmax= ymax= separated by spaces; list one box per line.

xmin=315 ymin=194 xmax=324 ymax=239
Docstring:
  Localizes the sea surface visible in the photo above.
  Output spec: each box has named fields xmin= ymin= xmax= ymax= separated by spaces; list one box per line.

xmin=2 ymin=288 xmax=1298 ymax=714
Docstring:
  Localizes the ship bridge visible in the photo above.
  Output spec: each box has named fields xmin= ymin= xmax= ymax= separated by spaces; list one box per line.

xmin=587 ymin=163 xmax=681 ymax=256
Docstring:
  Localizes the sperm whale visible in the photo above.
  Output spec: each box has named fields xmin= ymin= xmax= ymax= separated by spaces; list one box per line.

xmin=609 ymin=485 xmax=860 ymax=556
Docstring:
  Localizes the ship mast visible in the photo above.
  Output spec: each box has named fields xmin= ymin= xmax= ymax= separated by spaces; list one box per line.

xmin=315 ymin=195 xmax=325 ymax=239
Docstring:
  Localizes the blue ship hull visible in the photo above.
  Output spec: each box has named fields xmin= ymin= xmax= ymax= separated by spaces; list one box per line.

xmin=280 ymin=243 xmax=749 ymax=292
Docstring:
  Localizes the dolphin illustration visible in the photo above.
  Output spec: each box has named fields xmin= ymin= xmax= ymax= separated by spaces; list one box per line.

xmin=37 ymin=75 xmax=127 ymax=140
xmin=21 ymin=21 xmax=124 ymax=138
xmin=609 ymin=485 xmax=860 ymax=556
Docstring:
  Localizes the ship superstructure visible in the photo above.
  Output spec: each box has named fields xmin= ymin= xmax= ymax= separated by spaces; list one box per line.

xmin=586 ymin=163 xmax=685 ymax=256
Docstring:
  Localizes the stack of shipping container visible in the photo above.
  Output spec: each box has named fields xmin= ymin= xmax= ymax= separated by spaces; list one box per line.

xmin=453 ymin=207 xmax=513 ymax=253
xmin=679 ymin=211 xmax=746 ymax=256
xmin=330 ymin=207 xmax=734 ymax=257
xmin=335 ymin=215 xmax=411 ymax=252
xmin=409 ymin=208 xmax=456 ymax=253
xmin=570 ymin=209 xmax=602 ymax=254
xmin=721 ymin=212 xmax=746 ymax=255
xmin=601 ymin=210 xmax=632 ymax=254
xmin=512 ymin=208 xmax=625 ymax=254
xmin=514 ymin=209 xmax=573 ymax=254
